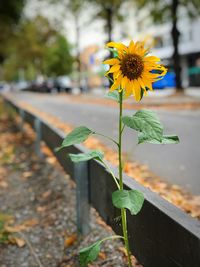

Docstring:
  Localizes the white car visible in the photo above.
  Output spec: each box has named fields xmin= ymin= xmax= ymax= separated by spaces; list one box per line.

xmin=55 ymin=76 xmax=72 ymax=92
xmin=14 ymin=80 xmax=29 ymax=91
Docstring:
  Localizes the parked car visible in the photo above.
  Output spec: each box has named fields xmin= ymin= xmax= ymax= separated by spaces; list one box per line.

xmin=43 ymin=78 xmax=57 ymax=93
xmin=14 ymin=80 xmax=29 ymax=91
xmin=55 ymin=76 xmax=72 ymax=92
xmin=0 ymin=82 xmax=10 ymax=92
xmin=28 ymin=76 xmax=45 ymax=92
xmin=152 ymin=71 xmax=176 ymax=89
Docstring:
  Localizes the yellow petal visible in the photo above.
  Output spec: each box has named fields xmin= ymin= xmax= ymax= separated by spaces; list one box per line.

xmin=107 ymin=64 xmax=120 ymax=74
xmin=125 ymin=80 xmax=133 ymax=97
xmin=128 ymin=40 xmax=135 ymax=54
xmin=144 ymin=56 xmax=160 ymax=62
xmin=113 ymin=70 xmax=122 ymax=80
xmin=103 ymin=58 xmax=120 ymax=65
xmin=138 ymin=78 xmax=148 ymax=96
xmin=138 ymin=77 xmax=146 ymax=90
xmin=134 ymin=41 xmax=145 ymax=55
xmin=133 ymin=80 xmax=141 ymax=102
xmin=121 ymin=76 xmax=128 ymax=90
xmin=110 ymin=75 xmax=122 ymax=91
xmin=106 ymin=42 xmax=128 ymax=52
xmin=142 ymin=77 xmax=153 ymax=91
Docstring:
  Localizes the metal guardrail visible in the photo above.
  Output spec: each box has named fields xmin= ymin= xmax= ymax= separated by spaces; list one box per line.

xmin=3 ymin=97 xmax=200 ymax=267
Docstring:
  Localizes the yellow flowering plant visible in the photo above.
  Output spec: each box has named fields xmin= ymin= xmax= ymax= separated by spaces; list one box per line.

xmin=105 ymin=41 xmax=167 ymax=101
xmin=57 ymin=40 xmax=179 ymax=267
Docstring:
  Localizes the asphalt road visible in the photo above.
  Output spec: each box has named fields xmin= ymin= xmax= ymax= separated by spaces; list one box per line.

xmin=11 ymin=92 xmax=200 ymax=195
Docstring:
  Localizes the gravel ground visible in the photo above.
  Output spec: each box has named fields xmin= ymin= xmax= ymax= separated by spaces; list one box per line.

xmin=0 ymin=101 xmax=141 ymax=266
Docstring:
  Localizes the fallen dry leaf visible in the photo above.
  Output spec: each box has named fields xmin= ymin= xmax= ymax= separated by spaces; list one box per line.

xmin=118 ymin=246 xmax=128 ymax=257
xmin=0 ymin=180 xmax=8 ymax=188
xmin=4 ymin=218 xmax=38 ymax=233
xmin=37 ymin=206 xmax=47 ymax=213
xmin=8 ymin=236 xmax=26 ymax=247
xmin=22 ymin=171 xmax=32 ymax=179
xmin=46 ymin=157 xmax=57 ymax=164
xmin=42 ymin=190 xmax=52 ymax=199
xmin=64 ymin=234 xmax=77 ymax=248
xmin=22 ymin=218 xmax=39 ymax=228
xmin=98 ymin=251 xmax=107 ymax=260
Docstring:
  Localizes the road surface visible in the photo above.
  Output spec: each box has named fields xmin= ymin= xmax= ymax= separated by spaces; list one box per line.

xmin=9 ymin=92 xmax=200 ymax=195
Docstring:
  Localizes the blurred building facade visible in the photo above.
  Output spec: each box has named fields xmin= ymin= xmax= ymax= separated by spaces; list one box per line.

xmin=121 ymin=5 xmax=200 ymax=88
xmin=79 ymin=4 xmax=200 ymax=89
xmin=151 ymin=18 xmax=200 ymax=87
xmin=24 ymin=0 xmax=200 ymax=89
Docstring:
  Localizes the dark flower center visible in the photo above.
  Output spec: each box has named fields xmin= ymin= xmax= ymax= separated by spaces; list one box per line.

xmin=120 ymin=54 xmax=144 ymax=80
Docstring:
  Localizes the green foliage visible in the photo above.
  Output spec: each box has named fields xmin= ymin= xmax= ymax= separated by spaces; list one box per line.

xmin=105 ymin=90 xmax=125 ymax=102
xmin=2 ymin=15 xmax=74 ymax=81
xmin=0 ymin=0 xmax=25 ymax=23
xmin=112 ymin=189 xmax=144 ymax=215
xmin=79 ymin=235 xmax=123 ymax=266
xmin=69 ymin=150 xmax=104 ymax=162
xmin=79 ymin=241 xmax=101 ymax=267
xmin=122 ymin=110 xmax=163 ymax=142
xmin=105 ymin=91 xmax=120 ymax=102
xmin=138 ymin=133 xmax=180 ymax=144
xmin=122 ymin=110 xmax=179 ymax=145
xmin=0 ymin=213 xmax=13 ymax=243
xmin=57 ymin=126 xmax=94 ymax=151
xmin=107 ymin=47 xmax=119 ymax=58
xmin=44 ymin=35 xmax=73 ymax=76
xmin=0 ymin=0 xmax=25 ymax=63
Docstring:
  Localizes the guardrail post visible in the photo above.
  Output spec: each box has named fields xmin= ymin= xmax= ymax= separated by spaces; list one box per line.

xmin=74 ymin=161 xmax=90 ymax=235
xmin=19 ymin=109 xmax=25 ymax=132
xmin=34 ymin=118 xmax=42 ymax=158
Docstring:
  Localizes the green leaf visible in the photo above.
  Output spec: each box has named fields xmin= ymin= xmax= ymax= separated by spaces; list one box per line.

xmin=56 ymin=126 xmax=94 ymax=151
xmin=0 ymin=232 xmax=9 ymax=243
xmin=105 ymin=91 xmax=120 ymax=102
xmin=69 ymin=150 xmax=104 ymax=163
xmin=79 ymin=241 xmax=101 ymax=267
xmin=112 ymin=189 xmax=144 ymax=215
xmin=138 ymin=133 xmax=180 ymax=144
xmin=140 ymin=88 xmax=145 ymax=101
xmin=0 ymin=220 xmax=5 ymax=232
xmin=122 ymin=109 xmax=163 ymax=142
xmin=105 ymin=90 xmax=125 ymax=103
xmin=107 ymin=48 xmax=118 ymax=58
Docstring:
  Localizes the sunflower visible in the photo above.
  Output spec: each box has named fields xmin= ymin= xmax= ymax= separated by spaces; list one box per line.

xmin=103 ymin=40 xmax=167 ymax=101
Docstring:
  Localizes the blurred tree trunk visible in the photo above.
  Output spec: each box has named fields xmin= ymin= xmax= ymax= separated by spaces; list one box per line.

xmin=106 ymin=6 xmax=113 ymax=43
xmin=106 ymin=6 xmax=113 ymax=86
xmin=171 ymin=0 xmax=183 ymax=92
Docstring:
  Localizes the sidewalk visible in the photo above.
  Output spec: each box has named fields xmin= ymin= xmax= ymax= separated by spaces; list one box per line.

xmin=69 ymin=87 xmax=200 ymax=111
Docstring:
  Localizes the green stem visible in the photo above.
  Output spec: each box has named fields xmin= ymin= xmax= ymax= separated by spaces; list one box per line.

xmin=121 ymin=124 xmax=125 ymax=134
xmin=106 ymin=75 xmax=114 ymax=83
xmin=118 ymin=91 xmax=132 ymax=267
xmin=100 ymin=235 xmax=124 ymax=244
xmin=95 ymin=132 xmax=119 ymax=147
